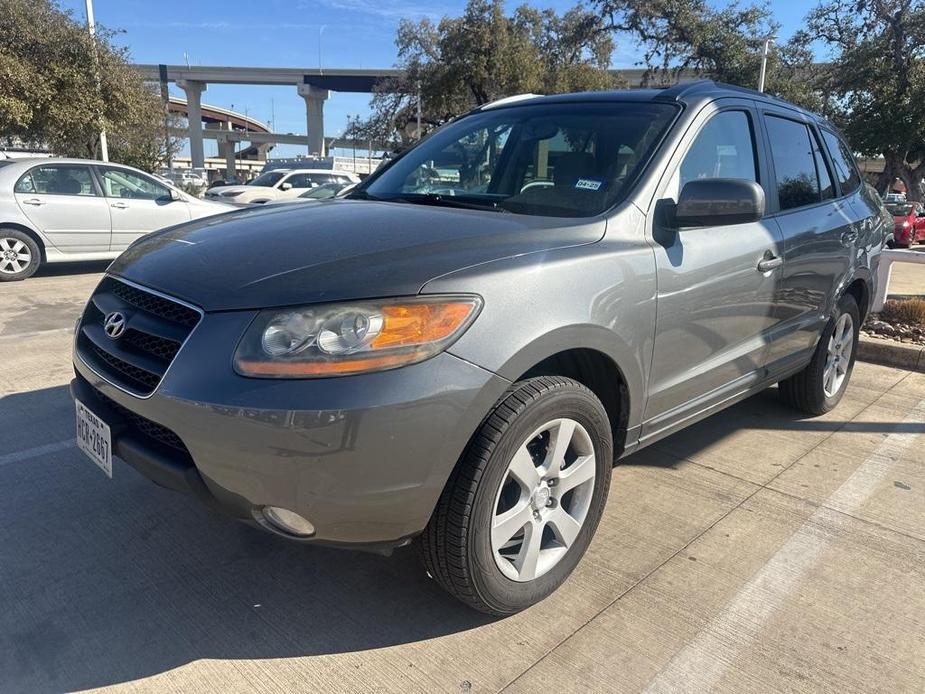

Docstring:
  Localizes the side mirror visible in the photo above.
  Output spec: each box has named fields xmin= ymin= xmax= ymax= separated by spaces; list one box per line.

xmin=168 ymin=188 xmax=181 ymax=201
xmin=673 ymin=179 xmax=765 ymax=227
xmin=280 ymin=182 xmax=293 ymax=191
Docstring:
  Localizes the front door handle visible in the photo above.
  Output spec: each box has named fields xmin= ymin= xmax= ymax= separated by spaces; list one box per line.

xmin=22 ymin=198 xmax=44 ymax=206
xmin=757 ymin=256 xmax=783 ymax=272
xmin=110 ymin=202 xmax=129 ymax=209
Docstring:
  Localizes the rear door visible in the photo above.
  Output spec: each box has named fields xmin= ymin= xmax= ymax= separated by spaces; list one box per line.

xmin=758 ymin=109 xmax=858 ymax=365
xmin=97 ymin=166 xmax=191 ymax=251
xmin=644 ymin=100 xmax=785 ymax=433
xmin=13 ymin=164 xmax=111 ymax=253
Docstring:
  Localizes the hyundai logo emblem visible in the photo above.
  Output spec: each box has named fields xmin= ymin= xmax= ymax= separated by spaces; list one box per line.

xmin=103 ymin=312 xmax=127 ymax=340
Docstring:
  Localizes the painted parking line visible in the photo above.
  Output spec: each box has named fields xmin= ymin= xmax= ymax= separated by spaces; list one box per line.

xmin=644 ymin=396 xmax=925 ymax=693
xmin=0 ymin=439 xmax=76 ymax=467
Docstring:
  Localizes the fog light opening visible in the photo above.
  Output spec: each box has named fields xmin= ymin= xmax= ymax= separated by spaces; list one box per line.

xmin=262 ymin=506 xmax=315 ymax=537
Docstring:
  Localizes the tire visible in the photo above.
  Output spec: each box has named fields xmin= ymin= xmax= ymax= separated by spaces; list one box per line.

xmin=779 ymin=293 xmax=860 ymax=415
xmin=421 ymin=376 xmax=613 ymax=615
xmin=0 ymin=229 xmax=41 ymax=281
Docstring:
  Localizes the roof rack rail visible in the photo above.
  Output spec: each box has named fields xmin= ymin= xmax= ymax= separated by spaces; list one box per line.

xmin=652 ymin=79 xmax=716 ymax=102
xmin=478 ymin=93 xmax=544 ymax=110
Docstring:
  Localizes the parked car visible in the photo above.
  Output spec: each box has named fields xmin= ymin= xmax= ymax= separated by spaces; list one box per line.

xmin=0 ymin=158 xmax=231 ymax=281
xmin=884 ymin=200 xmax=925 ymax=247
xmin=263 ymin=181 xmax=357 ymax=206
xmin=205 ymin=168 xmax=359 ymax=204
xmin=884 ymin=192 xmax=907 ymax=203
xmin=72 ymin=81 xmax=886 ymax=615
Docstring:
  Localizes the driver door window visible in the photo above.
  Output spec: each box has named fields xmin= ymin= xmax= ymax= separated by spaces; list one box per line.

xmin=100 ymin=168 xmax=169 ymax=201
xmin=668 ymin=110 xmax=758 ymax=199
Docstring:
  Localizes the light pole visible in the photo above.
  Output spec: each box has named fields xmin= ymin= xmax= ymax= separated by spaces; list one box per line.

xmin=319 ymin=25 xmax=326 ymax=73
xmin=84 ymin=0 xmax=108 ymax=161
xmin=758 ymin=34 xmax=776 ymax=93
xmin=416 ymin=82 xmax=422 ymax=140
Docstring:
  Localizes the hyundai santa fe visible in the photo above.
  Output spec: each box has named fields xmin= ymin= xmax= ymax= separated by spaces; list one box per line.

xmin=72 ymin=81 xmax=887 ymax=615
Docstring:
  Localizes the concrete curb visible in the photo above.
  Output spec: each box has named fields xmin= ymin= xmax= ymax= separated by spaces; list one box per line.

xmin=857 ymin=335 xmax=925 ymax=373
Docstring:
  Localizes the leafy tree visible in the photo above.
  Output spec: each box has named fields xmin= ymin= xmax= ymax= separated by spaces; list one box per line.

xmin=361 ymin=0 xmax=616 ymax=147
xmin=803 ymin=0 xmax=925 ymax=200
xmin=0 ymin=0 xmax=176 ymax=170
xmin=593 ymin=0 xmax=818 ymax=107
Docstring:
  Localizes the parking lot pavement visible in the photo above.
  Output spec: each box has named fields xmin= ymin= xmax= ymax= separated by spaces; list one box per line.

xmin=2 ymin=269 xmax=924 ymax=693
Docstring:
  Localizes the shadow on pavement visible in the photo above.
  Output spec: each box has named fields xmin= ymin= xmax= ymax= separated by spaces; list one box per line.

xmin=33 ymin=260 xmax=111 ymax=278
xmin=1 ymin=381 xmax=920 ymax=691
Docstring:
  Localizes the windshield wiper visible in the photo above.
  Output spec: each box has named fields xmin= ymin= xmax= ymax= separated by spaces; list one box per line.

xmin=385 ymin=193 xmax=509 ymax=213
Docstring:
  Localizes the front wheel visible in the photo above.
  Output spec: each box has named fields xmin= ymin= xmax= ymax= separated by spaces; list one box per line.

xmin=421 ymin=376 xmax=613 ymax=615
xmin=779 ymin=293 xmax=859 ymax=415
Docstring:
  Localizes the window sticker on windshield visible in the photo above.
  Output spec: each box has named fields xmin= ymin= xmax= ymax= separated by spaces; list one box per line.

xmin=575 ymin=178 xmax=603 ymax=191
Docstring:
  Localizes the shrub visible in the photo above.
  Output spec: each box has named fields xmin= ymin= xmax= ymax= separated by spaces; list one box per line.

xmin=881 ymin=298 xmax=925 ymax=327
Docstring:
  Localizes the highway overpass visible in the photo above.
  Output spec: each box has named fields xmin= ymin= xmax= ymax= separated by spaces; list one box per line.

xmin=136 ymin=63 xmax=699 ymax=170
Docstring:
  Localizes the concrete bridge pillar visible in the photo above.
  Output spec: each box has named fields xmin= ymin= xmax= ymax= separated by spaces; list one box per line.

xmin=297 ymin=84 xmax=329 ymax=157
xmin=177 ymin=79 xmax=207 ymax=169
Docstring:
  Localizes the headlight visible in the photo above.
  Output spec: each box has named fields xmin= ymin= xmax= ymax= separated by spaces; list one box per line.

xmin=234 ymin=296 xmax=482 ymax=378
xmin=222 ymin=190 xmax=246 ymax=197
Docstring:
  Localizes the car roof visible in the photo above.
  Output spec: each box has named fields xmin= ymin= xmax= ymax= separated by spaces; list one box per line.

xmin=0 ymin=157 xmax=145 ymax=170
xmin=273 ymin=168 xmax=355 ymax=175
xmin=480 ymin=80 xmax=834 ymax=129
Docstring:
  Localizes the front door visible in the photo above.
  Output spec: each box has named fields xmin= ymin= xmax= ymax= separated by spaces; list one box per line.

xmin=97 ymin=167 xmax=191 ymax=251
xmin=13 ymin=164 xmax=111 ymax=253
xmin=643 ymin=104 xmax=784 ymax=435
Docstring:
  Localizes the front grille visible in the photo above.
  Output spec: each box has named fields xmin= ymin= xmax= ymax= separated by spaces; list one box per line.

xmin=76 ymin=277 xmax=201 ymax=396
xmin=109 ymin=280 xmax=200 ymax=328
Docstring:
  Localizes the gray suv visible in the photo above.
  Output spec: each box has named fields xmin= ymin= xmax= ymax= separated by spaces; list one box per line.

xmin=71 ymin=81 xmax=886 ymax=615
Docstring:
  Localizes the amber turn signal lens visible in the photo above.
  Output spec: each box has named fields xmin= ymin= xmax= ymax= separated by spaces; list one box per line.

xmin=370 ymin=301 xmax=479 ymax=350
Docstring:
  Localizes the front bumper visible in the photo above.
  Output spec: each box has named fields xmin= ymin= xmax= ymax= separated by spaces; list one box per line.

xmin=72 ymin=310 xmax=509 ymax=548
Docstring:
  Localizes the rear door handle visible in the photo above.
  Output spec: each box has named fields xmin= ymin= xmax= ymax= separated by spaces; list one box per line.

xmin=22 ymin=198 xmax=44 ymax=206
xmin=110 ymin=202 xmax=129 ymax=209
xmin=757 ymin=256 xmax=783 ymax=273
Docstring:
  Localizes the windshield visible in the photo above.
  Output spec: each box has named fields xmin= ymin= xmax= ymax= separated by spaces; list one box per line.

xmin=360 ymin=101 xmax=678 ymax=217
xmin=249 ymin=171 xmax=286 ymax=187
xmin=886 ymin=203 xmax=915 ymax=216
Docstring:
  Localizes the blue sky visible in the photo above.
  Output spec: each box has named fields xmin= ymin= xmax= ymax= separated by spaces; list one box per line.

xmin=60 ymin=0 xmax=814 ymax=158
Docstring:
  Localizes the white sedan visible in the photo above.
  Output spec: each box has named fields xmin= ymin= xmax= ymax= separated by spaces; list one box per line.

xmin=0 ymin=158 xmax=231 ymax=281
xmin=205 ymin=168 xmax=359 ymax=204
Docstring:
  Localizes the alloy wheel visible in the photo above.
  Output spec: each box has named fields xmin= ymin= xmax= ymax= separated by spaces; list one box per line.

xmin=823 ymin=312 xmax=854 ymax=398
xmin=491 ymin=418 xmax=596 ymax=582
xmin=0 ymin=237 xmax=32 ymax=275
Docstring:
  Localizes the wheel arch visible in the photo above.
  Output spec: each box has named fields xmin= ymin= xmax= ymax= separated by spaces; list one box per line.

xmin=0 ymin=222 xmax=46 ymax=262
xmin=480 ymin=325 xmax=641 ymax=461
xmin=517 ymin=348 xmax=630 ymax=460
xmin=843 ymin=273 xmax=871 ymax=322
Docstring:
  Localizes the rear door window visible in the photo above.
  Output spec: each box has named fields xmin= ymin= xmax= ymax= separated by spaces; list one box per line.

xmin=820 ymin=129 xmax=862 ymax=194
xmin=765 ymin=115 xmax=834 ymax=211
xmin=15 ymin=165 xmax=98 ymax=196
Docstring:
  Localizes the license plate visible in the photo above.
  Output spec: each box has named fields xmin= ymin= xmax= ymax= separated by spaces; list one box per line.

xmin=75 ymin=399 xmax=112 ymax=478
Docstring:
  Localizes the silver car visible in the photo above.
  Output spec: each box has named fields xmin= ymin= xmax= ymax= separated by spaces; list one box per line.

xmin=0 ymin=158 xmax=230 ymax=280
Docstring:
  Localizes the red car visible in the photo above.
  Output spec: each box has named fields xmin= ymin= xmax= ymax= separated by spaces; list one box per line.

xmin=885 ymin=201 xmax=925 ymax=247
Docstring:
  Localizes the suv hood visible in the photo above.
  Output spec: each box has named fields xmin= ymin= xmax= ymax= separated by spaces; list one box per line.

xmin=109 ymin=200 xmax=605 ymax=311
xmin=208 ymin=185 xmax=259 ymax=198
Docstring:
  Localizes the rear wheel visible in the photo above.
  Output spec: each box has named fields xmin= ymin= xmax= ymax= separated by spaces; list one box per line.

xmin=421 ymin=376 xmax=613 ymax=615
xmin=779 ymin=293 xmax=859 ymax=415
xmin=0 ymin=229 xmax=40 ymax=281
